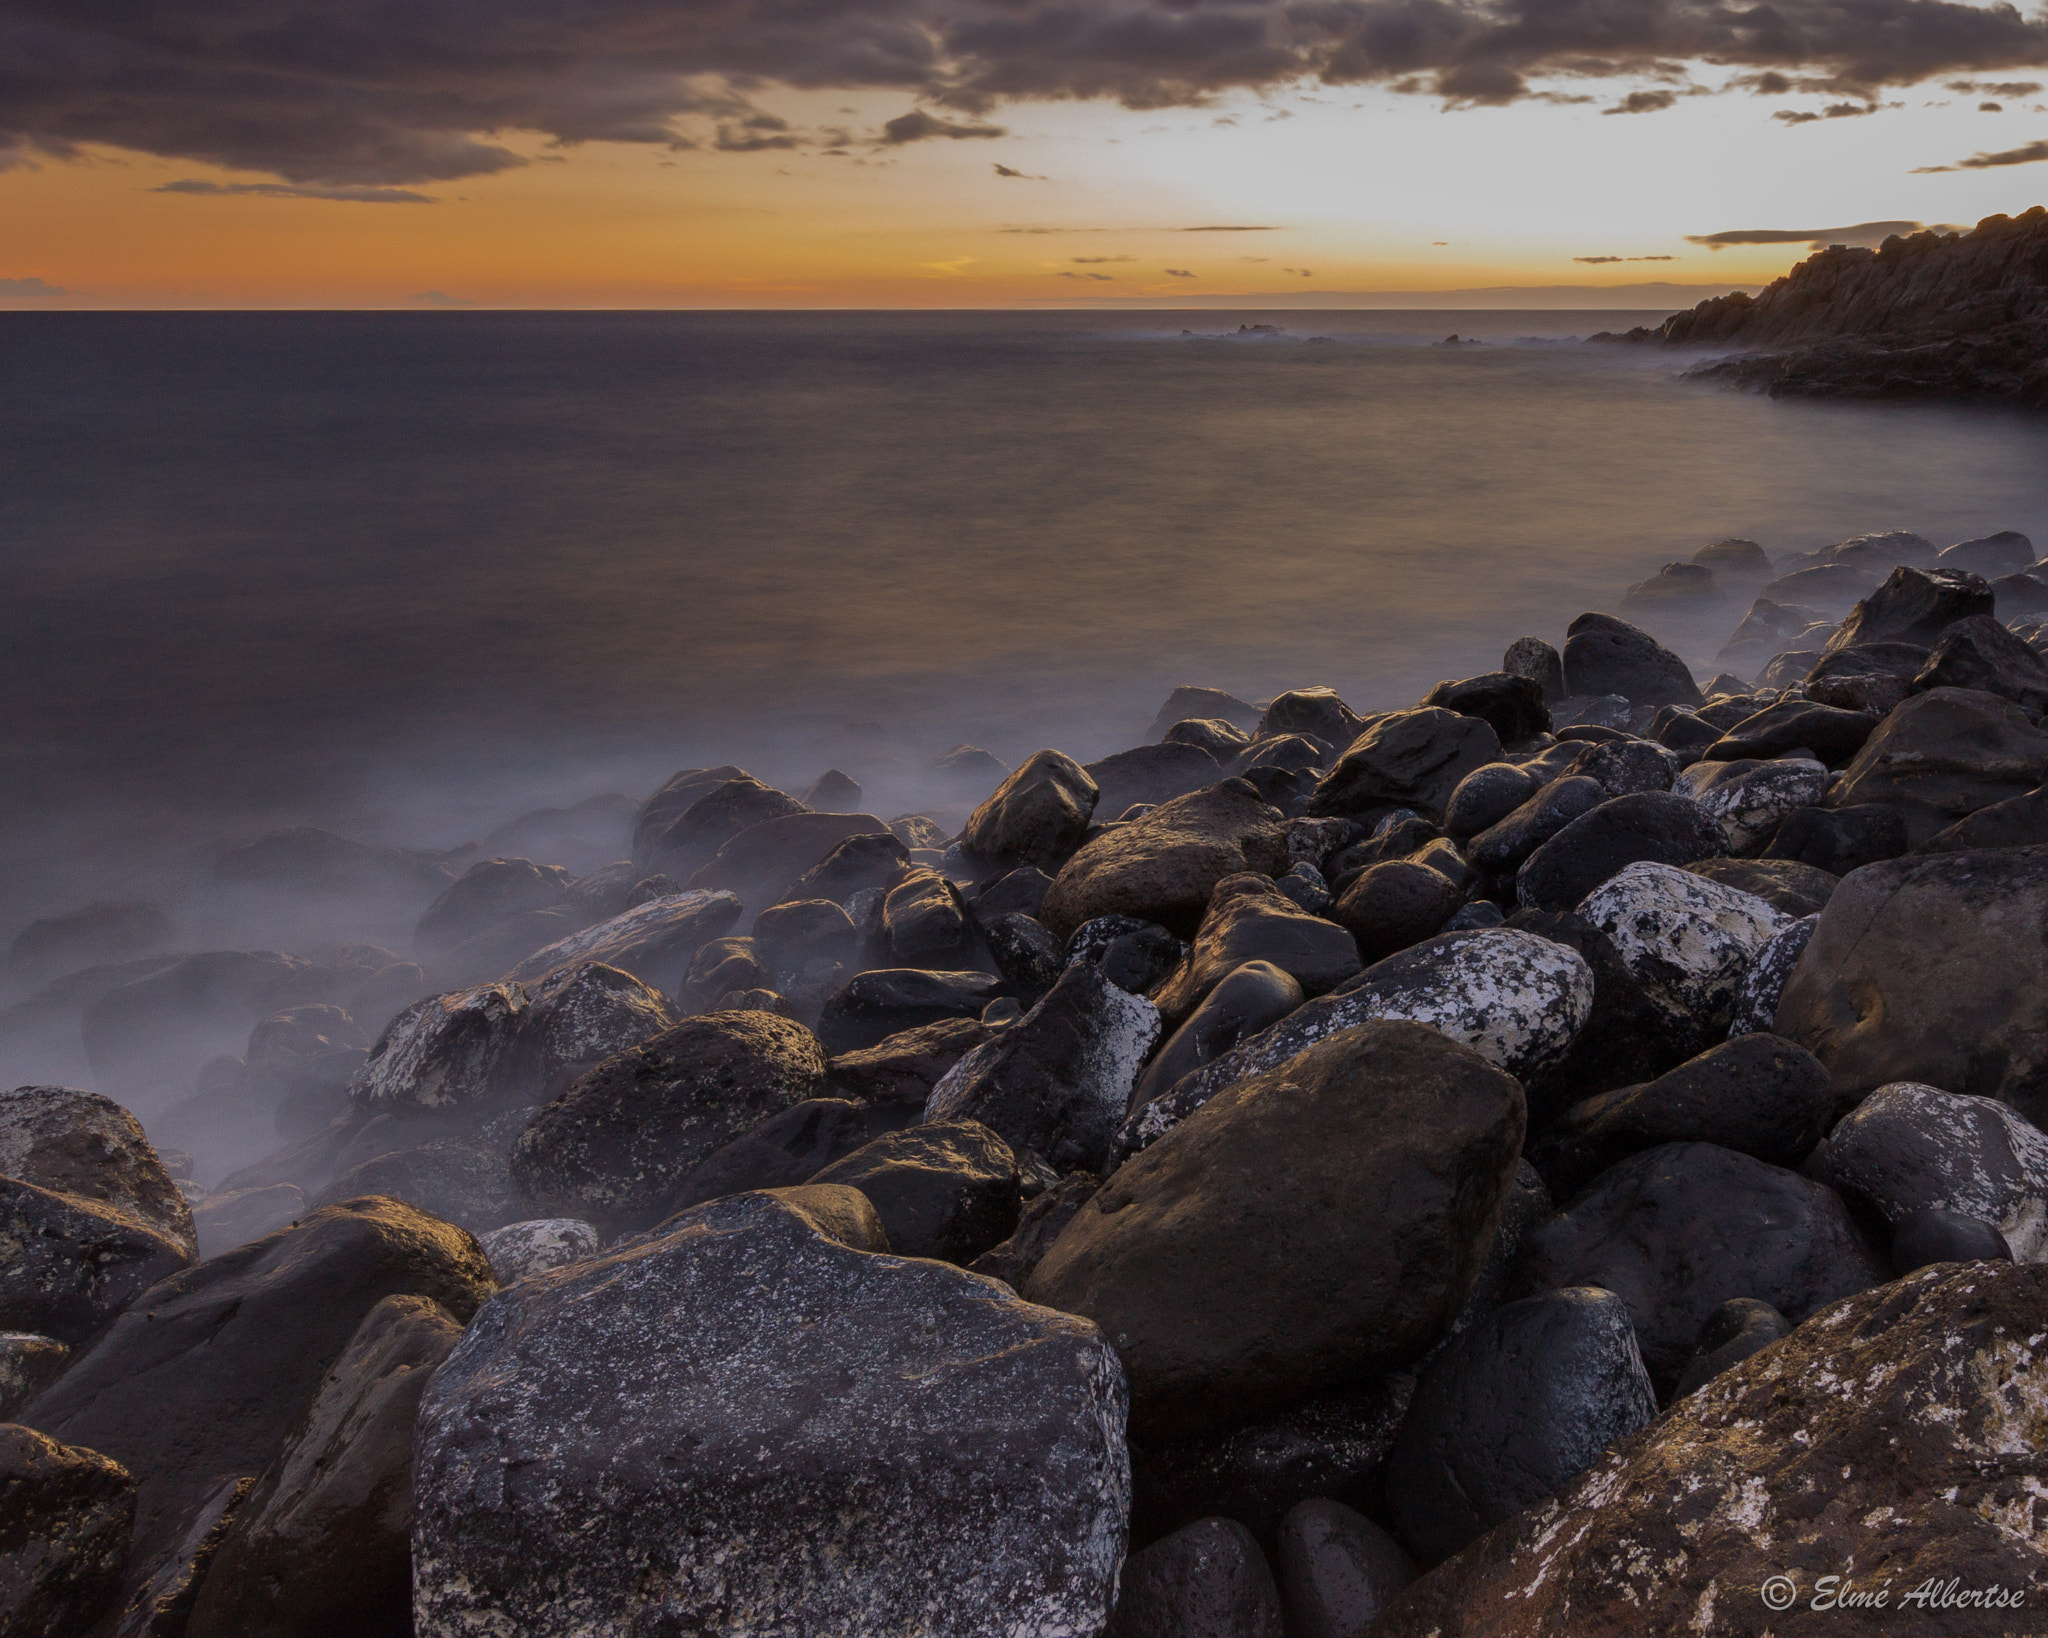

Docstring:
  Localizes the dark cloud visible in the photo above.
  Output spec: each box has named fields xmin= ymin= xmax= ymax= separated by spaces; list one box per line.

xmin=1165 ymin=267 xmax=1195 ymax=275
xmin=153 ymin=179 xmax=434 ymax=203
xmin=1946 ymin=78 xmax=2046 ymax=95
xmin=410 ymin=290 xmax=477 ymax=306
xmin=992 ymin=162 xmax=1041 ymax=177
xmin=1685 ymin=220 xmax=1931 ymax=249
xmin=7 ymin=0 xmax=2048 ymax=184
xmin=1071 ymin=254 xmax=1137 ymax=262
xmin=0 ymin=274 xmax=65 ymax=296
xmin=1773 ymin=100 xmax=1883 ymax=122
xmin=1603 ymin=89 xmax=1679 ymax=114
xmin=1575 ymin=253 xmax=1681 ymax=262
xmin=1178 ymin=224 xmax=1280 ymax=232
xmin=1058 ymin=269 xmax=1115 ymax=279
xmin=1912 ymin=136 xmax=2048 ymax=169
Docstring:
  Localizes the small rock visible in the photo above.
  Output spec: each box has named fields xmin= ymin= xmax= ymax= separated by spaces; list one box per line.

xmin=775 ymin=830 xmax=911 ymax=907
xmin=1671 ymin=1297 xmax=1790 ymax=1397
xmin=477 ymin=1218 xmax=601 ymax=1284
xmin=811 ymin=1117 xmax=1021 ymax=1262
xmin=1275 ymin=1498 xmax=1419 ymax=1638
xmin=1501 ymin=635 xmax=1565 ymax=701
xmin=1109 ymin=1516 xmax=1283 ymax=1638
xmin=1893 ymin=1208 xmax=2013 ymax=1271
xmin=687 ymin=812 xmax=895 ymax=919
xmin=1442 ymin=763 xmax=1539 ymax=840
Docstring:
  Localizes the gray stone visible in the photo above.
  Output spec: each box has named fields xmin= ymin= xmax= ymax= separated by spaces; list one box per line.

xmin=519 ymin=960 xmax=680 ymax=1097
xmin=0 ymin=1085 xmax=194 ymax=1256
xmin=0 ymin=1423 xmax=136 ymax=1638
xmin=1673 ymin=756 xmax=1828 ymax=853
xmin=1110 ymin=1517 xmax=1283 ymax=1638
xmin=0 ymin=1331 xmax=69 ymax=1420
xmin=1307 ymin=709 xmax=1502 ymax=822
xmin=0 ymin=1178 xmax=192 ymax=1348
xmin=1576 ymin=860 xmax=1790 ymax=1039
xmin=314 ymin=1134 xmax=520 ymax=1234
xmin=503 ymin=890 xmax=743 ymax=992
xmin=1561 ymin=612 xmax=1702 ymax=708
xmin=811 ymin=1118 xmax=1021 ymax=1263
xmin=477 ymin=1218 xmax=601 ymax=1284
xmin=963 ymin=749 xmax=1100 ymax=867
xmin=346 ymin=982 xmax=530 ymax=1117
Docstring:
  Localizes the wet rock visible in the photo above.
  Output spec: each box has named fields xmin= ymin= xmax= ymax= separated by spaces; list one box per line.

xmin=212 ymin=827 xmax=459 ymax=899
xmin=1940 ymin=529 xmax=2035 ymax=577
xmin=1914 ymin=611 xmax=2048 ymax=714
xmin=1068 ymin=917 xmax=1185 ymax=995
xmin=193 ymin=1184 xmax=306 ymax=1258
xmin=0 ymin=1178 xmax=192 ymax=1348
xmin=775 ymin=830 xmax=911 ymax=907
xmin=1307 ymin=710 xmax=1501 ymax=823
xmin=1162 ymin=717 xmax=1251 ymax=760
xmin=1227 ymin=735 xmax=1331 ymax=782
xmin=666 ymin=1098 xmax=901 ymax=1212
xmin=1561 ymin=612 xmax=1703 ymax=708
xmin=1372 ymin=1262 xmax=2048 ymax=1638
xmin=1683 ymin=856 xmax=1837 ymax=916
xmin=926 ymin=963 xmax=1159 ymax=1172
xmin=1040 ymin=782 xmax=1291 ymax=942
xmin=1031 ymin=1020 xmax=1525 ymax=1440
xmin=810 ymin=1117 xmax=1020 ymax=1262
xmin=1564 ymin=736 xmax=1680 ymax=797
xmin=968 ymin=1174 xmax=1100 ymax=1290
xmin=5 ymin=902 xmax=175 ymax=986
xmin=1384 ymin=1287 xmax=1657 ymax=1565
xmin=0 ymin=1423 xmax=136 ymax=1638
xmin=0 ymin=1085 xmax=193 ymax=1255
xmin=878 ymin=870 xmax=974 ymax=965
xmin=1085 ymin=742 xmax=1223 ymax=820
xmin=1273 ymin=860 xmax=1334 ymax=914
xmin=638 ymin=775 xmax=805 ymax=878
xmin=983 ymin=911 xmax=1064 ymax=1002
xmin=1421 ymin=672 xmax=1550 ymax=744
xmin=1514 ymin=791 xmax=1729 ymax=912
xmin=1530 ymin=1034 xmax=1835 ymax=1199
xmin=815 ymin=969 xmax=1004 ymax=1053
xmin=1725 ymin=911 xmax=1818 ymax=1036
xmin=1577 ymin=860 xmax=1790 ymax=1039
xmin=1126 ymin=930 xmax=1589 ymax=1154
xmin=22 ymin=1197 xmax=492 ymax=1626
xmin=1149 ymin=686 xmax=1263 ymax=741
xmin=0 ymin=1332 xmax=70 ymax=1420
xmin=1465 ymin=775 xmax=1606 ymax=874
xmin=313 ymin=1134 xmax=519 ymax=1234
xmin=1808 ymin=1080 xmax=2048 ymax=1260
xmin=511 ymin=1010 xmax=828 ymax=1231
xmin=1920 ymin=784 xmax=2048 ymax=852
xmin=504 ymin=889 xmax=743 ymax=993
xmin=520 ymin=959 xmax=680 ymax=1095
xmin=1672 ymin=756 xmax=1828 ymax=852
xmin=964 ymin=864 xmax=1055 ymax=921
xmin=477 ymin=1218 xmax=600 ymax=1284
xmin=413 ymin=858 xmax=573 ymax=956
xmin=184 ymin=1293 xmax=464 ymax=1638
xmin=1671 ymin=1297 xmax=1790 ymax=1397
xmin=962 ymin=750 xmax=1099 ymax=868
xmin=1894 ymin=1208 xmax=2013 ymax=1271
xmin=1109 ymin=1516 xmax=1283 ymax=1638
xmin=1152 ymin=873 xmax=1359 ymax=1024
xmin=413 ymin=1189 xmax=1129 ymax=1638
xmin=799 ymin=769 xmax=862 ymax=812
xmin=688 ymin=812 xmax=893 ymax=919
xmin=1823 ymin=562 xmax=1996 ymax=654
xmin=1650 ymin=704 xmax=1720 ymax=756
xmin=1331 ymin=860 xmax=1463 ymax=964
xmin=1775 ymin=845 xmax=2048 ymax=1123
xmin=1704 ymin=698 xmax=1879 ymax=765
xmin=1515 ymin=1142 xmax=1884 ymax=1390
xmin=1761 ymin=801 xmax=1911 ymax=873
xmin=1257 ymin=687 xmax=1362 ymax=747
xmin=1134 ymin=960 xmax=1303 ymax=1111
xmin=828 ymin=1016 xmax=995 ymax=1107
xmin=628 ymin=765 xmax=747 ymax=865
xmin=1758 ymin=561 xmax=1875 ymax=615
xmin=752 ymin=899 xmax=861 ymax=991
xmin=1501 ymin=635 xmax=1566 ymax=701
xmin=678 ymin=934 xmax=765 ymax=1010
xmin=347 ymin=981 xmax=530 ymax=1117
xmin=1443 ymin=763 xmax=1539 ymax=841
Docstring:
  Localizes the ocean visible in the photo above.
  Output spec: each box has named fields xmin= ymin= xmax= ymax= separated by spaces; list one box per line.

xmin=5 ymin=308 xmax=2047 ymax=960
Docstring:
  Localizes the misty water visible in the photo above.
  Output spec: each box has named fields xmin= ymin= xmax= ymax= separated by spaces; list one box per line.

xmin=6 ymin=309 xmax=2047 ymax=1134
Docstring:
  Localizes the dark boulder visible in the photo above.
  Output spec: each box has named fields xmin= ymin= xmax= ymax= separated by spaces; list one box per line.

xmin=1514 ymin=1142 xmax=1885 ymax=1391
xmin=1704 ymin=698 xmax=1879 ymax=765
xmin=1823 ymin=563 xmax=1995 ymax=653
xmin=1561 ymin=612 xmax=1702 ymax=708
xmin=827 ymin=1017 xmax=995 ymax=1106
xmin=1671 ymin=1297 xmax=1790 ymax=1397
xmin=1151 ymin=873 xmax=1359 ymax=1025
xmin=1277 ymin=1499 xmax=1418 ymax=1638
xmin=1513 ymin=791 xmax=1729 ymax=913
xmin=877 ymin=871 xmax=974 ymax=966
xmin=1108 ymin=1516 xmax=1282 ymax=1638
xmin=1827 ymin=688 xmax=2048 ymax=843
xmin=1330 ymin=861 xmax=1462 ymax=966
xmin=313 ymin=1135 xmax=519 ymax=1235
xmin=968 ymin=1174 xmax=1099 ymax=1290
xmin=810 ymin=1117 xmax=1020 ymax=1262
xmin=1465 ymin=775 xmax=1606 ymax=874
xmin=0 ymin=1424 xmax=136 ymax=1638
xmin=1563 ymin=736 xmax=1680 ymax=798
xmin=1256 ymin=687 xmax=1362 ymax=747
xmin=192 ymin=1184 xmax=307 ymax=1258
xmin=688 ymin=812 xmax=893 ymax=919
xmin=815 ymin=969 xmax=1003 ymax=1054
xmin=666 ymin=1097 xmax=903 ymax=1213
xmin=637 ymin=775 xmax=804 ymax=879
xmin=1920 ymin=784 xmax=2048 ymax=852
xmin=1085 ymin=742 xmax=1223 ymax=820
xmin=1064 ymin=914 xmax=1186 ymax=996
xmin=1762 ymin=801 xmax=1910 ymax=873
xmin=1442 ymin=763 xmax=1539 ymax=841
xmin=413 ymin=859 xmax=572 ymax=956
xmin=1133 ymin=960 xmax=1303 ymax=1111
xmin=0 ymin=1178 xmax=192 ymax=1348
xmin=1501 ymin=635 xmax=1565 ymax=701
xmin=1307 ymin=710 xmax=1501 ymax=823
xmin=800 ymin=768 xmax=862 ymax=812
xmin=1162 ymin=717 xmax=1251 ymax=760
xmin=962 ymin=750 xmax=1099 ymax=868
xmin=503 ymin=889 xmax=743 ymax=993
xmin=752 ymin=899 xmax=861 ymax=984
xmin=1149 ymin=686 xmax=1262 ymax=741
xmin=1682 ymin=855 xmax=1838 ymax=916
xmin=346 ymin=981 xmax=530 ymax=1118
xmin=1914 ymin=612 xmax=2048 ymax=714
xmin=774 ymin=829 xmax=910 ymax=907
xmin=1421 ymin=672 xmax=1550 ymax=744
xmin=1029 ymin=1020 xmax=1525 ymax=1440
xmin=1939 ymin=529 xmax=2035 ymax=577
xmin=678 ymin=934 xmax=765 ymax=1010
xmin=628 ymin=765 xmax=747 ymax=865
xmin=0 ymin=1084 xmax=193 ymax=1255
xmin=1894 ymin=1209 xmax=2014 ymax=1271
xmin=964 ymin=864 xmax=1055 ymax=921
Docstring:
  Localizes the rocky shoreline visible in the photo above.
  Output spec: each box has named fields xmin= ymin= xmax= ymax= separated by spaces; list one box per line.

xmin=10 ymin=528 xmax=2048 ymax=1634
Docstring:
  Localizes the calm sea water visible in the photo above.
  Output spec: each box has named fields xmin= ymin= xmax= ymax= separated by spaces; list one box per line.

xmin=6 ymin=309 xmax=2048 ymax=939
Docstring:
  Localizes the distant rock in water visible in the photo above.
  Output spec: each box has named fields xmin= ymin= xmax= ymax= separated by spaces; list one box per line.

xmin=1597 ymin=207 xmax=2048 ymax=409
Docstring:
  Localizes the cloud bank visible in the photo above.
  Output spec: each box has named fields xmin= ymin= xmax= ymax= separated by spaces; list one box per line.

xmin=1913 ymin=136 xmax=2048 ymax=169
xmin=4 ymin=0 xmax=2048 ymax=184
xmin=1685 ymin=220 xmax=1937 ymax=249
xmin=0 ymin=275 xmax=65 ymax=296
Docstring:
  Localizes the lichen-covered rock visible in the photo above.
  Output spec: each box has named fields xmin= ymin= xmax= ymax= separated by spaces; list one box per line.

xmin=0 ymin=1423 xmax=136 ymax=1638
xmin=1124 ymin=931 xmax=1589 ymax=1154
xmin=1307 ymin=709 xmax=1502 ymax=822
xmin=0 ymin=1084 xmax=194 ymax=1256
xmin=347 ymin=981 xmax=530 ymax=1116
xmin=1726 ymin=911 xmax=1818 ymax=1037
xmin=518 ymin=960 xmax=680 ymax=1096
xmin=1372 ymin=1262 xmax=2048 ymax=1638
xmin=1031 ymin=1021 xmax=1525 ymax=1440
xmin=477 ymin=1218 xmax=601 ymax=1284
xmin=926 ymin=962 xmax=1159 ymax=1172
xmin=1577 ymin=860 xmax=1790 ymax=1038
xmin=0 ymin=1178 xmax=192 ymax=1348
xmin=963 ymin=749 xmax=1100 ymax=867
xmin=413 ymin=1189 xmax=1129 ymax=1638
xmin=503 ymin=889 xmax=743 ymax=992
xmin=1809 ymin=1081 xmax=2048 ymax=1261
xmin=1673 ymin=756 xmax=1828 ymax=853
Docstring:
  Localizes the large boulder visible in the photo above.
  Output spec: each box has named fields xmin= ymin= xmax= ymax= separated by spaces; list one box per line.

xmin=963 ymin=750 xmax=1100 ymax=867
xmin=1823 ymin=562 xmax=1995 ymax=653
xmin=1421 ymin=673 xmax=1550 ymax=744
xmin=1514 ymin=792 xmax=1729 ymax=913
xmin=1276 ymin=1499 xmax=1418 ymax=1638
xmin=1914 ymin=613 xmax=2048 ymax=715
xmin=1672 ymin=757 xmax=1828 ymax=853
xmin=1775 ymin=846 xmax=2048 ymax=1125
xmin=0 ymin=1178 xmax=192 ymax=1348
xmin=20 ymin=1197 xmax=493 ymax=1626
xmin=413 ymin=859 xmax=572 ymax=956
xmin=1029 ymin=1020 xmax=1526 ymax=1440
xmin=815 ymin=969 xmax=1004 ymax=1053
xmin=502 ymin=890 xmax=743 ymax=992
xmin=1085 ymin=743 xmax=1223 ymax=821
xmin=1465 ymin=775 xmax=1607 ymax=874
xmin=518 ymin=960 xmax=680 ymax=1095
xmin=1576 ymin=861 xmax=1790 ymax=1040
xmin=184 ymin=1293 xmax=464 ymax=1638
xmin=809 ymin=1118 xmax=1021 ymax=1263
xmin=313 ymin=1135 xmax=520 ymax=1235
xmin=510 ymin=1011 xmax=829 ymax=1231
xmin=413 ymin=1189 xmax=1128 ymax=1637
xmin=1561 ymin=613 xmax=1702 ymax=708
xmin=1826 ymin=687 xmax=2048 ymax=843
xmin=1306 ymin=709 xmax=1502 ymax=822
xmin=1373 ymin=1263 xmax=2048 ymax=1638
xmin=81 ymin=950 xmax=311 ymax=1094
xmin=0 ymin=1085 xmax=193 ymax=1255
xmin=1150 ymin=873 xmax=1359 ymax=1025
xmin=347 ymin=981 xmax=530 ymax=1117
xmin=628 ymin=765 xmax=748 ymax=865
xmin=0 ymin=1423 xmax=136 ymax=1638
xmin=1515 ymin=1142 xmax=1885 ymax=1390
xmin=1040 ymin=782 xmax=1291 ymax=942
xmin=688 ymin=811 xmax=894 ymax=919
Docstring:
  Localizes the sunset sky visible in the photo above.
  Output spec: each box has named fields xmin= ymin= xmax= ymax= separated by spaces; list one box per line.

xmin=5 ymin=0 xmax=2048 ymax=308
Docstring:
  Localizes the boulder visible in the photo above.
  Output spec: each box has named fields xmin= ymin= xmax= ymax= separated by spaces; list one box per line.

xmin=1671 ymin=1296 xmax=1790 ymax=1397
xmin=1421 ymin=673 xmax=1549 ymax=744
xmin=1762 ymin=801 xmax=1910 ymax=873
xmin=968 ymin=1174 xmax=1100 ymax=1291
xmin=1134 ymin=961 xmax=1304 ymax=1110
xmin=1672 ymin=756 xmax=1828 ymax=852
xmin=628 ymin=764 xmax=748 ymax=865
xmin=678 ymin=935 xmax=766 ymax=1009
xmin=0 ymin=1423 xmax=136 ymax=1638
xmin=1692 ymin=537 xmax=1772 ymax=581
xmin=1894 ymin=1208 xmax=2014 ymax=1271
xmin=183 ymin=1293 xmax=464 ymax=1638
xmin=666 ymin=1097 xmax=902 ymax=1212
xmin=688 ymin=812 xmax=893 ymax=919
xmin=1563 ymin=737 xmax=1680 ymax=798
xmin=1151 ymin=873 xmax=1359 ymax=1024
xmin=1808 ymin=1080 xmax=2048 ymax=1260
xmin=1161 ymin=717 xmax=1251 ymax=760
xmin=1372 ymin=1263 xmax=2048 ymax=1638
xmin=1513 ymin=791 xmax=1729 ymax=914
xmin=1465 ymin=775 xmax=1606 ymax=874
xmin=81 ymin=950 xmax=312 ymax=1094
xmin=800 ymin=769 xmax=862 ymax=812
xmin=1085 ymin=742 xmax=1223 ymax=820
xmin=1920 ymin=784 xmax=2048 ymax=852
xmin=1330 ymin=861 xmax=1463 ymax=966
xmin=1109 ymin=1516 xmax=1283 ymax=1638
xmin=1256 ymin=687 xmax=1362 ymax=747
xmin=1823 ymin=562 xmax=1995 ymax=653
xmin=1725 ymin=910 xmax=1818 ymax=1036
xmin=1775 ymin=845 xmax=2048 ymax=1124
xmin=637 ymin=775 xmax=804 ymax=879
xmin=1123 ymin=931 xmax=1589 ymax=1155
xmin=966 ymin=865 xmax=1055 ymax=921
xmin=1703 ymin=698 xmax=1879 ymax=765
xmin=0 ymin=1085 xmax=193 ymax=1255
xmin=827 ymin=1017 xmax=995 ymax=1106
xmin=346 ymin=981 xmax=530 ymax=1117
xmin=1514 ymin=1142 xmax=1885 ymax=1390
xmin=413 ymin=859 xmax=572 ymax=955
xmin=1561 ymin=612 xmax=1702 ymax=708
xmin=815 ymin=969 xmax=1004 ymax=1054
xmin=774 ymin=830 xmax=911 ymax=907
xmin=1529 ymin=1033 xmax=1835 ymax=1199
xmin=313 ymin=1135 xmax=519 ymax=1234
xmin=1149 ymin=686 xmax=1262 ymax=741
xmin=503 ymin=889 xmax=742 ymax=993
xmin=1501 ymin=635 xmax=1565 ymax=701
xmin=0 ymin=1333 xmax=70 ymax=1420
xmin=518 ymin=960 xmax=680 ymax=1095
xmin=1275 ymin=1499 xmax=1418 ymax=1638
xmin=20 ymin=1197 xmax=493 ymax=1626
xmin=1383 ymin=1287 xmax=1657 ymax=1565
xmin=1040 ymin=782 xmax=1290 ymax=942
xmin=5 ymin=901 xmax=175 ymax=986
xmin=1066 ymin=916 xmax=1185 ymax=995
xmin=810 ymin=1118 xmax=1021 ymax=1263
xmin=1914 ymin=612 xmax=2048 ymax=714
xmin=926 ymin=963 xmax=1159 ymax=1172
xmin=1757 ymin=561 xmax=1874 ymax=615
xmin=510 ymin=1010 xmax=829 ymax=1231
xmin=1307 ymin=710 xmax=1501 ymax=823
xmin=1443 ymin=763 xmax=1540 ymax=841
xmin=477 ymin=1218 xmax=600 ymax=1285
xmin=963 ymin=750 xmax=1099 ymax=868
xmin=877 ymin=870 xmax=973 ymax=965
xmin=0 ymin=1178 xmax=192 ymax=1348
xmin=413 ymin=1189 xmax=1129 ymax=1637
xmin=1682 ymin=855 xmax=1838 ymax=917
xmin=1939 ymin=529 xmax=2035 ymax=577
xmin=193 ymin=1184 xmax=306 ymax=1258
xmin=1029 ymin=1020 xmax=1525 ymax=1440
xmin=1576 ymin=860 xmax=1790 ymax=1038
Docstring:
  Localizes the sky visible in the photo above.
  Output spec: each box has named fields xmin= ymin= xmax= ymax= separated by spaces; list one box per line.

xmin=4 ymin=0 xmax=2048 ymax=308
